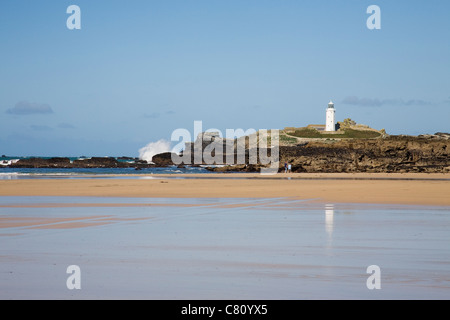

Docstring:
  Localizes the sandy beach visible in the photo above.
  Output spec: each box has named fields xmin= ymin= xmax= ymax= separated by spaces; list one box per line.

xmin=1 ymin=173 xmax=450 ymax=299
xmin=0 ymin=172 xmax=449 ymax=206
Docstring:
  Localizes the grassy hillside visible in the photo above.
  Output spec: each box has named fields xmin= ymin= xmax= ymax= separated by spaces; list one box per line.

xmin=289 ymin=128 xmax=382 ymax=139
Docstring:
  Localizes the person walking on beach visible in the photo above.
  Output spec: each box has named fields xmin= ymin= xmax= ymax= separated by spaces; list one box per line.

xmin=288 ymin=163 xmax=292 ymax=173
xmin=284 ymin=162 xmax=288 ymax=173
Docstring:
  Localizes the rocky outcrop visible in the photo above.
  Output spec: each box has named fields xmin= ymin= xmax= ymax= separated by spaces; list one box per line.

xmin=279 ymin=135 xmax=450 ymax=173
xmin=151 ymin=152 xmax=177 ymax=167
xmin=207 ymin=135 xmax=450 ymax=173
xmin=72 ymin=157 xmax=126 ymax=168
xmin=5 ymin=134 xmax=449 ymax=173
xmin=205 ymin=164 xmax=263 ymax=173
xmin=6 ymin=155 xmax=169 ymax=169
xmin=9 ymin=157 xmax=72 ymax=168
xmin=9 ymin=157 xmax=148 ymax=169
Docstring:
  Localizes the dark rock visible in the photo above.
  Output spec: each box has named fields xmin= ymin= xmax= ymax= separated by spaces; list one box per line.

xmin=8 ymin=156 xmax=152 ymax=169
xmin=10 ymin=157 xmax=72 ymax=168
xmin=206 ymin=164 xmax=263 ymax=173
xmin=152 ymin=152 xmax=177 ymax=167
xmin=279 ymin=136 xmax=450 ymax=173
xmin=134 ymin=162 xmax=155 ymax=170
xmin=207 ymin=135 xmax=450 ymax=173
xmin=73 ymin=157 xmax=120 ymax=168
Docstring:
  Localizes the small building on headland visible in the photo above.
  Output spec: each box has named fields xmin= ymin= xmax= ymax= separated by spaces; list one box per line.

xmin=307 ymin=124 xmax=325 ymax=131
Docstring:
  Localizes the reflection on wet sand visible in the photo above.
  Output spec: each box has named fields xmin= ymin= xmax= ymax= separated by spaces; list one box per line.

xmin=325 ymin=204 xmax=334 ymax=237
xmin=0 ymin=196 xmax=449 ymax=299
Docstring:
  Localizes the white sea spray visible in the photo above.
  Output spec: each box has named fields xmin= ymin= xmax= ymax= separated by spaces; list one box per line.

xmin=138 ymin=139 xmax=172 ymax=163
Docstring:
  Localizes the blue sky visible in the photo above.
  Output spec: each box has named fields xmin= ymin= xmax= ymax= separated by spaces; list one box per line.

xmin=1 ymin=0 xmax=449 ymax=157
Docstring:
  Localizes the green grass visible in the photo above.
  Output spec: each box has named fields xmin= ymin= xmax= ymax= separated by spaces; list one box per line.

xmin=290 ymin=128 xmax=381 ymax=139
xmin=280 ymin=134 xmax=298 ymax=144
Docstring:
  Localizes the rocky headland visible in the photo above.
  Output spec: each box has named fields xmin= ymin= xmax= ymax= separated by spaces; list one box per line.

xmin=207 ymin=133 xmax=450 ymax=173
xmin=3 ymin=133 xmax=449 ymax=173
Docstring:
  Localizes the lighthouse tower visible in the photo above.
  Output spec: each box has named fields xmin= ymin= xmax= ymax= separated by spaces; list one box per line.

xmin=325 ymin=100 xmax=336 ymax=132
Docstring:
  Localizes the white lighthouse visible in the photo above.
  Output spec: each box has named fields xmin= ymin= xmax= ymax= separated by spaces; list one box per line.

xmin=325 ymin=100 xmax=336 ymax=132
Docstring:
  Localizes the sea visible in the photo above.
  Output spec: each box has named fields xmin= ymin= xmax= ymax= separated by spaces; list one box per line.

xmin=0 ymin=155 xmax=213 ymax=179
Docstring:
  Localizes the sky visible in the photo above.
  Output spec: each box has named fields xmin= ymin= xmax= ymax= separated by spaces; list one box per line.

xmin=0 ymin=0 xmax=449 ymax=157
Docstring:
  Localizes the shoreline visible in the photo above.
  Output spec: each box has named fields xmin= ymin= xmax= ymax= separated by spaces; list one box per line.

xmin=1 ymin=171 xmax=450 ymax=180
xmin=0 ymin=172 xmax=449 ymax=206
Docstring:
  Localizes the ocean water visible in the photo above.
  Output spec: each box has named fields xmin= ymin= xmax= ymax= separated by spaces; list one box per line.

xmin=0 ymin=155 xmax=216 ymax=178
xmin=0 ymin=166 xmax=213 ymax=179
xmin=0 ymin=196 xmax=449 ymax=299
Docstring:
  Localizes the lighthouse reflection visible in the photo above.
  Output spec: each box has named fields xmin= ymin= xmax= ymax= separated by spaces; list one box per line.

xmin=325 ymin=204 xmax=334 ymax=237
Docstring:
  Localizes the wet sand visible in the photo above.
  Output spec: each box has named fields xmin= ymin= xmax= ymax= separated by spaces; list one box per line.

xmin=1 ymin=197 xmax=449 ymax=299
xmin=1 ymin=173 xmax=449 ymax=299
xmin=0 ymin=173 xmax=449 ymax=206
